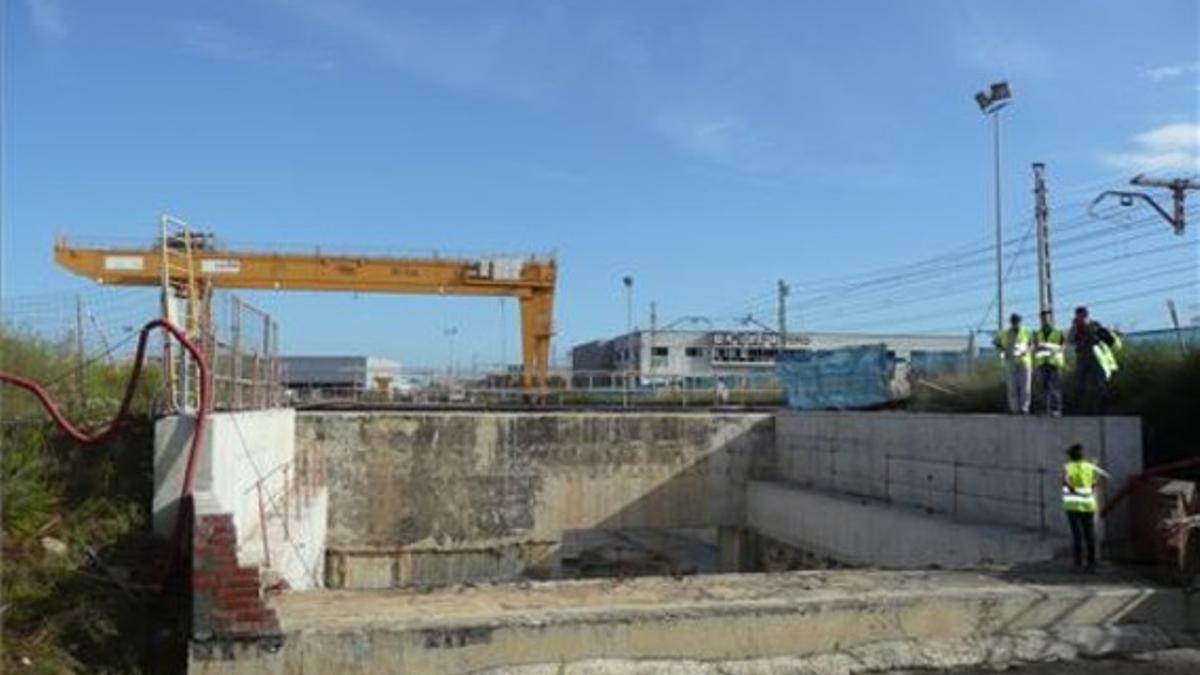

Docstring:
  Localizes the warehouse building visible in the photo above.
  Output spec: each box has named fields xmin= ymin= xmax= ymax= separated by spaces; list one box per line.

xmin=280 ymin=355 xmax=404 ymax=400
xmin=569 ymin=329 xmax=972 ymax=386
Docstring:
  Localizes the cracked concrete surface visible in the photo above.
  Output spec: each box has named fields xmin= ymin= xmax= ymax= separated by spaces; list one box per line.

xmin=191 ymin=569 xmax=1196 ymax=674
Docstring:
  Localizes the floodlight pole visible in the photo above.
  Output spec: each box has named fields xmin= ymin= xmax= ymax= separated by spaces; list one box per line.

xmin=623 ymin=276 xmax=634 ymax=335
xmin=991 ymin=109 xmax=1005 ymax=332
xmin=976 ymin=81 xmax=1013 ymax=333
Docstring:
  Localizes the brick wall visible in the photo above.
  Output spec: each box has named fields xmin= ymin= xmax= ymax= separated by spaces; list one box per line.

xmin=192 ymin=512 xmax=282 ymax=641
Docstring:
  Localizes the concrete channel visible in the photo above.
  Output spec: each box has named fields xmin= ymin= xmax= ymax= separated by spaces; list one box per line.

xmin=152 ymin=409 xmax=1198 ymax=673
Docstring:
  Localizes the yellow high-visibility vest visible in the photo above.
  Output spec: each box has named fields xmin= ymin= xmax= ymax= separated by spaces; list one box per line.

xmin=1033 ymin=328 xmax=1065 ymax=369
xmin=1063 ymin=460 xmax=1098 ymax=513
xmin=995 ymin=327 xmax=1033 ymax=366
xmin=1094 ymin=343 xmax=1119 ymax=380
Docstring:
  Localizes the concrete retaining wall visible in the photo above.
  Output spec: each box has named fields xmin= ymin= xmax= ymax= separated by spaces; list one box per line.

xmin=747 ymin=481 xmax=1066 ymax=568
xmin=155 ymin=409 xmax=327 ymax=591
xmin=769 ymin=411 xmax=1141 ymax=539
xmin=298 ymin=411 xmax=773 ymax=587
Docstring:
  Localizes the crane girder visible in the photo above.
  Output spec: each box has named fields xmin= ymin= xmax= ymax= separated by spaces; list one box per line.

xmin=54 ymin=240 xmax=556 ymax=389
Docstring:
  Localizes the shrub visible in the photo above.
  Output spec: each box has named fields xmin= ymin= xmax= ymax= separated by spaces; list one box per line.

xmin=1 ymin=327 xmax=173 ymax=673
xmin=910 ymin=344 xmax=1200 ymax=470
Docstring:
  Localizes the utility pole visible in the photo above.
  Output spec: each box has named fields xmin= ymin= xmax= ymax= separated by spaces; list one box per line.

xmin=499 ymin=299 xmax=507 ymax=369
xmin=623 ymin=276 xmax=634 ymax=334
xmin=1033 ymin=163 xmax=1054 ymax=323
xmin=777 ymin=280 xmax=790 ymax=348
xmin=444 ymin=327 xmax=458 ymax=379
xmin=1131 ymin=175 xmax=1199 ymax=235
xmin=649 ymin=301 xmax=657 ymax=373
xmin=75 ymin=294 xmax=85 ymax=407
xmin=1089 ymin=175 xmax=1199 ymax=235
xmin=966 ymin=330 xmax=976 ymax=374
xmin=1167 ymin=300 xmax=1186 ymax=357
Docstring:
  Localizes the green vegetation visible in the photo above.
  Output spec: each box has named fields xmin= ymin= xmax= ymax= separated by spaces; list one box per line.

xmin=910 ymin=344 xmax=1200 ymax=468
xmin=1 ymin=328 xmax=175 ymax=673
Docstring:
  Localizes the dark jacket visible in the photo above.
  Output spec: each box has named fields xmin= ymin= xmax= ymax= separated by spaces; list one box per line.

xmin=1068 ymin=319 xmax=1114 ymax=357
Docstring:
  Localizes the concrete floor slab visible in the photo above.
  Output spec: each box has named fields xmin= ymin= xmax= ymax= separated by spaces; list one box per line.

xmin=190 ymin=569 xmax=1195 ymax=674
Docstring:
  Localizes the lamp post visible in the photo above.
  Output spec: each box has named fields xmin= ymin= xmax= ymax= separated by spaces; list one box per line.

xmin=975 ymin=80 xmax=1013 ymax=332
xmin=622 ymin=275 xmax=634 ymax=335
xmin=444 ymin=327 xmax=459 ymax=378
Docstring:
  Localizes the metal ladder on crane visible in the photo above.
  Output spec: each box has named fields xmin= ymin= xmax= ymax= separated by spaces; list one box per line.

xmin=159 ymin=214 xmax=205 ymax=410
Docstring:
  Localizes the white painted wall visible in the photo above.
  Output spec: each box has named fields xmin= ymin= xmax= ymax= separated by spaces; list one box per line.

xmin=154 ymin=409 xmax=326 ymax=590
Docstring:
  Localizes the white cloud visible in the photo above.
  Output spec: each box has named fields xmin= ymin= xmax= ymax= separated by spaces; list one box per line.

xmin=1103 ymin=122 xmax=1200 ymax=173
xmin=1142 ymin=62 xmax=1199 ymax=82
xmin=1137 ymin=123 xmax=1200 ymax=152
xmin=265 ymin=0 xmax=525 ymax=96
xmin=182 ymin=22 xmax=267 ymax=64
xmin=652 ymin=111 xmax=782 ymax=177
xmin=179 ymin=21 xmax=336 ymax=73
xmin=24 ymin=0 xmax=66 ymax=40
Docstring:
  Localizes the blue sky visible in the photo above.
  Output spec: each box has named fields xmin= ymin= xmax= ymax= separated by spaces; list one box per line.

xmin=2 ymin=0 xmax=1198 ymax=368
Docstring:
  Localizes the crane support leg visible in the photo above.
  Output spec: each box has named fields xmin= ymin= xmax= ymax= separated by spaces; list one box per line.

xmin=520 ymin=290 xmax=554 ymax=390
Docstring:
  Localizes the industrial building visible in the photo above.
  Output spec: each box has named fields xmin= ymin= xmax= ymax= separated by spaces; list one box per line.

xmin=569 ymin=329 xmax=972 ymax=385
xmin=280 ymin=355 xmax=403 ymax=399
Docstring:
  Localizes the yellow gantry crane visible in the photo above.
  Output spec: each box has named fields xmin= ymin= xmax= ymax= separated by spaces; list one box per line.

xmin=54 ymin=216 xmax=557 ymax=389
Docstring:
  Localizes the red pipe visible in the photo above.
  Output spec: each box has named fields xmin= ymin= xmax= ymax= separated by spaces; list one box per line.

xmin=0 ymin=318 xmax=211 ymax=585
xmin=1102 ymin=454 xmax=1200 ymax=517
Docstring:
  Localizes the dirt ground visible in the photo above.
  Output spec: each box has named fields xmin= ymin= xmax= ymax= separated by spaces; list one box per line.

xmin=891 ymin=649 xmax=1200 ymax=674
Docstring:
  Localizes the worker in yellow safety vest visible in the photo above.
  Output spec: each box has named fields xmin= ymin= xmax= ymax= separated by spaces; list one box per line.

xmin=1032 ymin=310 xmax=1065 ymax=416
xmin=1062 ymin=443 xmax=1111 ymax=573
xmin=993 ymin=313 xmax=1032 ymax=414
xmin=1067 ymin=306 xmax=1120 ymax=413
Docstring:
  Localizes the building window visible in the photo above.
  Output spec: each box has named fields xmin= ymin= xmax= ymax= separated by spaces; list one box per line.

xmin=686 ymin=347 xmax=704 ymax=358
xmin=652 ymin=346 xmax=669 ymax=357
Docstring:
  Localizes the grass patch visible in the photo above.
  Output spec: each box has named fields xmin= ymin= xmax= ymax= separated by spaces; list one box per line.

xmin=910 ymin=344 xmax=1200 ymax=468
xmin=1 ymin=327 xmax=179 ymax=673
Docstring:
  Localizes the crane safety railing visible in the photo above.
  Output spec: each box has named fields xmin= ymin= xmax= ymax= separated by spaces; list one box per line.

xmin=166 ymin=293 xmax=283 ymax=413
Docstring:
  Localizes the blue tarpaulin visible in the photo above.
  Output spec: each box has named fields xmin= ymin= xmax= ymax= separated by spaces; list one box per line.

xmin=776 ymin=344 xmax=895 ymax=410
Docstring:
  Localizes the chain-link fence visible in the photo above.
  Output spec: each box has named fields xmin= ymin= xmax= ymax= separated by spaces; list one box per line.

xmin=1 ymin=289 xmax=281 ymax=415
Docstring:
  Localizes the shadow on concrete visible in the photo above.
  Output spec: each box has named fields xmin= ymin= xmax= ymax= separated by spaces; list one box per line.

xmin=525 ymin=419 xmax=776 ymax=578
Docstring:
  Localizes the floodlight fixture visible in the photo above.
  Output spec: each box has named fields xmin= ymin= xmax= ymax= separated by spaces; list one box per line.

xmin=975 ymin=80 xmax=1013 ymax=114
